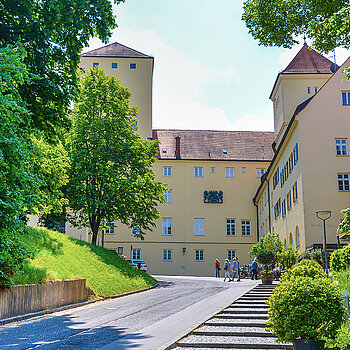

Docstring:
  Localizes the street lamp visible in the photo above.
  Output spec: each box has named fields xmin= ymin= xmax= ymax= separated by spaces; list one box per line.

xmin=316 ymin=210 xmax=331 ymax=275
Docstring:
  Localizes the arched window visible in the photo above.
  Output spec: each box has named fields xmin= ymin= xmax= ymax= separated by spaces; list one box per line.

xmin=289 ymin=232 xmax=293 ymax=246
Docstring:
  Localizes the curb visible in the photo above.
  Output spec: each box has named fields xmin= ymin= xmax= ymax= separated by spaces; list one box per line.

xmin=0 ymin=282 xmax=159 ymax=326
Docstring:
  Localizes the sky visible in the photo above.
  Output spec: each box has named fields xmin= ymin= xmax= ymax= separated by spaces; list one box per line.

xmin=84 ymin=0 xmax=350 ymax=132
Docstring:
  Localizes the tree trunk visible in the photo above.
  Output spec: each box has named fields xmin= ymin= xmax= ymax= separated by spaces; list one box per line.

xmin=90 ymin=220 xmax=100 ymax=245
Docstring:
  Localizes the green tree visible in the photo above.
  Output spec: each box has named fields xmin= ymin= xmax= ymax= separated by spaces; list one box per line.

xmin=338 ymin=208 xmax=350 ymax=236
xmin=242 ymin=0 xmax=350 ymax=53
xmin=67 ymin=68 xmax=166 ymax=245
xmin=0 ymin=45 xmax=37 ymax=286
xmin=277 ymin=245 xmax=298 ymax=269
xmin=0 ymin=0 xmax=124 ymax=138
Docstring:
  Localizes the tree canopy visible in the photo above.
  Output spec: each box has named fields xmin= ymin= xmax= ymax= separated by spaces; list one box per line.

xmin=67 ymin=68 xmax=166 ymax=245
xmin=242 ymin=0 xmax=350 ymax=53
xmin=0 ymin=0 xmax=124 ymax=138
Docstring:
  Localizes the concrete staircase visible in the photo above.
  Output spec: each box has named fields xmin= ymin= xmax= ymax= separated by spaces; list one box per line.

xmin=172 ymin=284 xmax=292 ymax=350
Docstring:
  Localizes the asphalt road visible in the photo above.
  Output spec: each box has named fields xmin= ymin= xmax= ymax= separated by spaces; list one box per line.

xmin=0 ymin=275 xmax=259 ymax=350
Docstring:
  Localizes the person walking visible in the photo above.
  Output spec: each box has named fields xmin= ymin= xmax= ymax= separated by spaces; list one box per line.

xmin=223 ymin=259 xmax=231 ymax=281
xmin=251 ymin=257 xmax=258 ymax=280
xmin=215 ymin=259 xmax=221 ymax=278
xmin=232 ymin=258 xmax=239 ymax=281
xmin=235 ymin=257 xmax=241 ymax=281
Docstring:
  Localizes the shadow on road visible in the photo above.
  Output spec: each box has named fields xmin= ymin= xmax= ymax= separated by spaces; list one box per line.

xmin=0 ymin=313 xmax=151 ymax=349
xmin=157 ymin=280 xmax=175 ymax=288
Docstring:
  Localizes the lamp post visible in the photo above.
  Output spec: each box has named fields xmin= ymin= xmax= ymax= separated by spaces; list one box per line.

xmin=316 ymin=210 xmax=331 ymax=275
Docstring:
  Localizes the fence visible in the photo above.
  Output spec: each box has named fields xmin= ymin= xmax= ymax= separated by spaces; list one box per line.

xmin=0 ymin=278 xmax=94 ymax=320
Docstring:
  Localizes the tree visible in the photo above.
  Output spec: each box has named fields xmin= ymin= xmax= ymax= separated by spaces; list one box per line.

xmin=277 ymin=245 xmax=298 ymax=269
xmin=67 ymin=68 xmax=166 ymax=245
xmin=0 ymin=45 xmax=37 ymax=286
xmin=242 ymin=0 xmax=350 ymax=54
xmin=0 ymin=0 xmax=124 ymax=138
xmin=337 ymin=208 xmax=350 ymax=235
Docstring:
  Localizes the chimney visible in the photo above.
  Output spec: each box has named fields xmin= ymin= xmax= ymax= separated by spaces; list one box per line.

xmin=175 ymin=136 xmax=181 ymax=159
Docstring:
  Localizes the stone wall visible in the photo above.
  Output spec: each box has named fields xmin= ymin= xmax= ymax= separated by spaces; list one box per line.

xmin=0 ymin=279 xmax=94 ymax=320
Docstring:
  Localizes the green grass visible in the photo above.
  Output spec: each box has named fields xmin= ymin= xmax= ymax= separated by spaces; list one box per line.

xmin=324 ymin=268 xmax=350 ymax=350
xmin=12 ymin=227 xmax=157 ymax=297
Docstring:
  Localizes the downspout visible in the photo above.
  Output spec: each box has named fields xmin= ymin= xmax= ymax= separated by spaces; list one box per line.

xmin=253 ymin=200 xmax=259 ymax=241
xmin=265 ymin=178 xmax=272 ymax=233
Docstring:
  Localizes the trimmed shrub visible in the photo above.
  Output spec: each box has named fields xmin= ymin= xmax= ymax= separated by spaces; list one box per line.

xmin=302 ymin=248 xmax=323 ymax=265
xmin=281 ymin=259 xmax=326 ymax=283
xmin=266 ymin=277 xmax=346 ymax=343
xmin=331 ymin=245 xmax=350 ymax=272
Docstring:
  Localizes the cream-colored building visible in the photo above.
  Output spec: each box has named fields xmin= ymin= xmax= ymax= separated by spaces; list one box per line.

xmin=254 ymin=45 xmax=350 ymax=253
xmin=63 ymin=41 xmax=349 ymax=276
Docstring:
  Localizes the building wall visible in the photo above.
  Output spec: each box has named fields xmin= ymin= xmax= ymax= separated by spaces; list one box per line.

xmin=79 ymin=56 xmax=153 ymax=139
xmin=102 ymin=159 xmax=270 ymax=276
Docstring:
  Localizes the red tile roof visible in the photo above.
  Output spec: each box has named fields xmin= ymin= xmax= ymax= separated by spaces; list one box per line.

xmin=81 ymin=42 xmax=152 ymax=59
xmin=153 ymin=130 xmax=274 ymax=161
xmin=283 ymin=45 xmax=335 ymax=74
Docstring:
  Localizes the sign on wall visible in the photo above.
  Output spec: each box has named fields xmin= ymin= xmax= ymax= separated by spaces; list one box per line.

xmin=204 ymin=190 xmax=223 ymax=203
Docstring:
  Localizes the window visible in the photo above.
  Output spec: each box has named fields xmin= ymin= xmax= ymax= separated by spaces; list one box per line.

xmin=274 ymin=198 xmax=281 ymax=219
xmin=287 ymin=191 xmax=292 ymax=210
xmin=226 ymin=219 xmax=236 ymax=236
xmin=162 ymin=148 xmax=167 ymax=153
xmin=163 ymin=249 xmax=172 ymax=261
xmin=111 ymin=63 xmax=118 ymax=69
xmin=314 ymin=87 xmax=318 ymax=93
xmin=131 ymin=226 xmax=141 ymax=235
xmin=211 ymin=167 xmax=216 ymax=173
xmin=273 ymin=167 xmax=279 ymax=189
xmin=336 ymin=139 xmax=348 ymax=156
xmin=282 ymin=199 xmax=286 ymax=217
xmin=130 ymin=63 xmax=136 ymax=69
xmin=194 ymin=167 xmax=203 ymax=177
xmin=104 ymin=219 xmax=115 ymax=234
xmin=293 ymin=182 xmax=298 ymax=202
xmin=241 ymin=220 xmax=251 ymax=236
xmin=92 ymin=62 xmax=99 ymax=67
xmin=225 ymin=168 xmax=235 ymax=177
xmin=194 ymin=219 xmax=204 ymax=236
xmin=164 ymin=190 xmax=172 ymax=203
xmin=242 ymin=167 xmax=246 ymax=173
xmin=256 ymin=168 xmax=265 ymax=178
xmin=117 ymin=247 xmax=123 ymax=254
xmin=223 ymin=149 xmax=228 ymax=154
xmin=227 ymin=250 xmax=236 ymax=260
xmin=342 ymin=91 xmax=350 ymax=105
xmin=307 ymin=87 xmax=311 ymax=94
xmin=296 ymin=227 xmax=300 ymax=246
xmin=195 ymin=250 xmax=204 ymax=261
xmin=162 ymin=218 xmax=173 ymax=235
xmin=338 ymin=174 xmax=350 ymax=191
xmin=163 ymin=167 xmax=172 ymax=176
xmin=132 ymin=249 xmax=141 ymax=260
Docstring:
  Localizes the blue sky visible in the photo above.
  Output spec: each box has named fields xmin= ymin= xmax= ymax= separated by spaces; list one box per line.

xmin=85 ymin=0 xmax=349 ymax=131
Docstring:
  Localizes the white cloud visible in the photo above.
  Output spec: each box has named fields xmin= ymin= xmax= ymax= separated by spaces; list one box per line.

xmin=231 ymin=114 xmax=273 ymax=131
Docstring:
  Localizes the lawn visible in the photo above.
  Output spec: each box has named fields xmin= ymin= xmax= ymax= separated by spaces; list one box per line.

xmin=12 ymin=227 xmax=157 ymax=297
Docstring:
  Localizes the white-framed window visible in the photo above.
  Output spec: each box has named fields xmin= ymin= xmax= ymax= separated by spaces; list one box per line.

xmin=111 ymin=63 xmax=118 ymax=69
xmin=336 ymin=139 xmax=348 ymax=156
xmin=117 ymin=247 xmax=123 ymax=254
xmin=226 ymin=219 xmax=236 ymax=236
xmin=293 ymin=181 xmax=298 ymax=202
xmin=211 ymin=167 xmax=216 ymax=173
xmin=225 ymin=168 xmax=235 ymax=177
xmin=164 ymin=190 xmax=173 ymax=203
xmin=195 ymin=249 xmax=204 ymax=261
xmin=130 ymin=63 xmax=137 ymax=69
xmin=242 ymin=167 xmax=246 ymax=173
xmin=194 ymin=218 xmax=204 ymax=236
xmin=241 ymin=220 xmax=251 ymax=236
xmin=256 ymin=168 xmax=265 ymax=178
xmin=338 ymin=174 xmax=350 ymax=191
xmin=131 ymin=226 xmax=141 ymax=235
xmin=104 ymin=219 xmax=115 ymax=234
xmin=342 ymin=91 xmax=350 ymax=105
xmin=194 ymin=167 xmax=203 ymax=177
xmin=162 ymin=218 xmax=173 ymax=235
xmin=132 ymin=249 xmax=141 ymax=260
xmin=92 ymin=62 xmax=99 ymax=67
xmin=163 ymin=167 xmax=172 ymax=176
xmin=162 ymin=249 xmax=172 ymax=261
xmin=227 ymin=250 xmax=236 ymax=260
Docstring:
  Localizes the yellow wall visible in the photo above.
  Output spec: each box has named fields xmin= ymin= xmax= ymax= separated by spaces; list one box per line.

xmin=102 ymin=159 xmax=270 ymax=276
xmin=80 ymin=56 xmax=153 ymax=139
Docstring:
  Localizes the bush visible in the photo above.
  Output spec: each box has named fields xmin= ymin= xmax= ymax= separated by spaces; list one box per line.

xmin=302 ymin=248 xmax=323 ymax=265
xmin=266 ymin=277 xmax=346 ymax=343
xmin=331 ymin=245 xmax=350 ymax=272
xmin=280 ymin=259 xmax=326 ymax=283
xmin=277 ymin=245 xmax=298 ymax=269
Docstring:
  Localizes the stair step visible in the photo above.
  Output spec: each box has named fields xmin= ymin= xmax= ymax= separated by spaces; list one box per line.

xmin=229 ymin=304 xmax=269 ymax=309
xmin=176 ymin=335 xmax=292 ymax=349
xmin=216 ymin=314 xmax=268 ymax=319
xmin=206 ymin=321 xmax=266 ymax=327
xmin=193 ymin=326 xmax=274 ymax=337
xmin=222 ymin=308 xmax=268 ymax=314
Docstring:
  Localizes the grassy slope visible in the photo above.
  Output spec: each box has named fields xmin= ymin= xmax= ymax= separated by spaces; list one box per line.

xmin=12 ymin=227 xmax=157 ymax=297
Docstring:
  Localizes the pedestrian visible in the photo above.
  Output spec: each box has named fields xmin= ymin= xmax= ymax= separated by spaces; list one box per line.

xmin=232 ymin=258 xmax=239 ymax=281
xmin=251 ymin=257 xmax=258 ymax=280
xmin=273 ymin=263 xmax=281 ymax=281
xmin=223 ymin=259 xmax=231 ymax=281
xmin=215 ymin=259 xmax=221 ymax=278
xmin=236 ymin=257 xmax=241 ymax=281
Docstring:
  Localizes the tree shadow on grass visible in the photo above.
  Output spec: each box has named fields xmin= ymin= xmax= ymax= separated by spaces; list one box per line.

xmin=29 ymin=228 xmax=64 ymax=256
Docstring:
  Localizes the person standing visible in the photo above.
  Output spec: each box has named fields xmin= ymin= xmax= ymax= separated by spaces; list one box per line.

xmin=232 ymin=258 xmax=239 ymax=281
xmin=223 ymin=259 xmax=231 ymax=281
xmin=235 ymin=257 xmax=241 ymax=281
xmin=215 ymin=259 xmax=221 ymax=278
xmin=251 ymin=257 xmax=258 ymax=280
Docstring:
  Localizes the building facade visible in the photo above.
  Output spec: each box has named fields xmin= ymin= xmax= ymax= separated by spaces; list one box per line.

xmin=62 ymin=41 xmax=349 ymax=276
